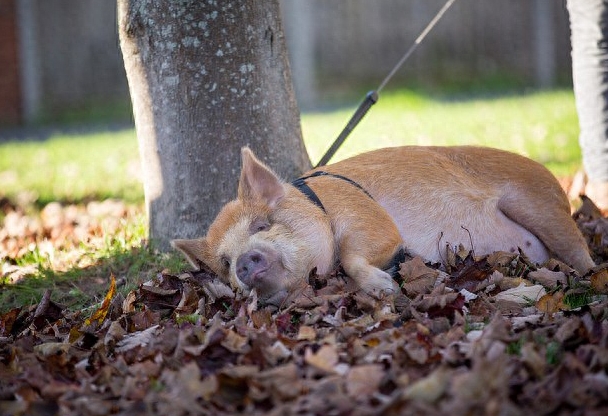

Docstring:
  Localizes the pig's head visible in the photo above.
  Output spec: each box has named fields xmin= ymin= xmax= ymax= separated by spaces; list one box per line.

xmin=172 ymin=147 xmax=335 ymax=305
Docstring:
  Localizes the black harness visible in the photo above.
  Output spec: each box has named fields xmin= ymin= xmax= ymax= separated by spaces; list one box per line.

xmin=291 ymin=171 xmax=374 ymax=213
xmin=291 ymin=171 xmax=406 ymax=280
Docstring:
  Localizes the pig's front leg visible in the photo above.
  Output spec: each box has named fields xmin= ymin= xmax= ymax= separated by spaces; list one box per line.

xmin=340 ymin=253 xmax=399 ymax=298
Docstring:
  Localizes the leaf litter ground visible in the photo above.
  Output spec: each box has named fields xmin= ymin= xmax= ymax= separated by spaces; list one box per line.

xmin=1 ymin=198 xmax=608 ymax=415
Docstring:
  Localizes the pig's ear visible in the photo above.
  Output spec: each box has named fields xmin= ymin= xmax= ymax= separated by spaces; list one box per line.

xmin=171 ymin=238 xmax=208 ymax=269
xmin=238 ymin=147 xmax=285 ymax=208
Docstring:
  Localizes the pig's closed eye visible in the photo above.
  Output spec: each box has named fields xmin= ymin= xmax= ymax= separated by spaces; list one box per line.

xmin=250 ymin=218 xmax=271 ymax=234
xmin=220 ymin=256 xmax=230 ymax=269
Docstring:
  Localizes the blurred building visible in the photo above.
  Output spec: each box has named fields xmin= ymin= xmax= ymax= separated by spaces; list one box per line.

xmin=0 ymin=0 xmax=128 ymax=126
xmin=0 ymin=0 xmax=571 ymax=126
xmin=282 ymin=0 xmax=571 ymax=109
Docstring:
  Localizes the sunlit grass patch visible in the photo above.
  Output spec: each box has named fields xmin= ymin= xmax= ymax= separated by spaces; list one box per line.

xmin=0 ymin=207 xmax=188 ymax=313
xmin=303 ymin=89 xmax=581 ymax=177
xmin=0 ymin=129 xmax=142 ymax=208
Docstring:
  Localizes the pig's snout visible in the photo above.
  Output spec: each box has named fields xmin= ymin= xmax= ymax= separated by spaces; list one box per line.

xmin=236 ymin=249 xmax=269 ymax=287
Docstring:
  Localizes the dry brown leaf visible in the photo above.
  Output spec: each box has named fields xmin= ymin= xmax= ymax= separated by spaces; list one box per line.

xmin=104 ymin=320 xmax=127 ymax=350
xmin=521 ymin=342 xmax=546 ymax=378
xmin=201 ymin=277 xmax=235 ymax=301
xmin=263 ymin=340 xmax=292 ymax=365
xmin=399 ymin=256 xmax=439 ymax=295
xmin=34 ymin=342 xmax=70 ymax=358
xmin=297 ymin=325 xmax=317 ymax=341
xmin=221 ymin=329 xmax=250 ymax=354
xmin=536 ymin=291 xmax=567 ymax=314
xmin=403 ymin=366 xmax=451 ymax=403
xmin=528 ymin=268 xmax=567 ymax=289
xmin=486 ymin=251 xmax=518 ymax=268
xmin=175 ymin=283 xmax=199 ymax=314
xmin=404 ymin=342 xmax=430 ymax=364
xmin=450 ymin=256 xmax=495 ymax=292
xmin=413 ymin=284 xmax=460 ymax=312
xmin=115 ymin=325 xmax=160 ymax=353
xmin=590 ymin=267 xmax=608 ymax=294
xmin=84 ymin=275 xmax=116 ymax=326
xmin=497 ymin=276 xmax=529 ymax=290
xmin=346 ymin=364 xmax=384 ymax=397
xmin=554 ymin=317 xmax=583 ymax=343
xmin=256 ymin=363 xmax=303 ymax=401
xmin=304 ymin=344 xmax=339 ymax=374
xmin=510 ymin=314 xmax=543 ymax=331
xmin=494 ymin=283 xmax=546 ymax=305
xmin=157 ymin=362 xmax=207 ymax=414
xmin=122 ymin=290 xmax=137 ymax=314
xmin=250 ymin=308 xmax=272 ymax=328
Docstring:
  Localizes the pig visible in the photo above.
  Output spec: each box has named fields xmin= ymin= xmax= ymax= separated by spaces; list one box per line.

xmin=172 ymin=146 xmax=595 ymax=305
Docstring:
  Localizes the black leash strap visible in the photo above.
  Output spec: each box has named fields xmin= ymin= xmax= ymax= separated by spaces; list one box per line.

xmin=315 ymin=0 xmax=457 ymax=168
xmin=315 ymin=91 xmax=378 ymax=167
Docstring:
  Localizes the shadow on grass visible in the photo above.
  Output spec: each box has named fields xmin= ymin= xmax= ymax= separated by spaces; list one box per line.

xmin=0 ymin=244 xmax=188 ymax=314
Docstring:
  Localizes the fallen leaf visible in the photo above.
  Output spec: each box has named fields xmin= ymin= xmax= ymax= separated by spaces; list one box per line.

xmin=297 ymin=325 xmax=317 ymax=341
xmin=510 ymin=314 xmax=543 ymax=331
xmin=528 ymin=268 xmax=567 ymax=289
xmin=221 ymin=329 xmax=250 ymax=354
xmin=486 ymin=251 xmax=518 ymax=268
xmin=0 ymin=308 xmax=21 ymax=336
xmin=450 ymin=256 xmax=495 ymax=292
xmin=494 ymin=283 xmax=546 ymax=305
xmin=115 ymin=325 xmax=160 ymax=353
xmin=521 ymin=342 xmax=546 ymax=378
xmin=304 ymin=344 xmax=339 ymax=374
xmin=413 ymin=284 xmax=464 ymax=319
xmin=346 ymin=364 xmax=384 ymax=397
xmin=403 ymin=366 xmax=451 ymax=403
xmin=399 ymin=256 xmax=439 ymax=295
xmin=84 ymin=275 xmax=116 ymax=326
xmin=157 ymin=362 xmax=207 ymax=414
xmin=104 ymin=320 xmax=126 ymax=350
xmin=536 ymin=291 xmax=567 ymax=314
xmin=34 ymin=342 xmax=70 ymax=358
xmin=264 ymin=340 xmax=292 ymax=365
xmin=590 ymin=267 xmax=608 ymax=294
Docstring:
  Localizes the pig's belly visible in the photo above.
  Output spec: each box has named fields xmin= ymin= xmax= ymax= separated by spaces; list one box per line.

xmin=387 ymin=203 xmax=549 ymax=265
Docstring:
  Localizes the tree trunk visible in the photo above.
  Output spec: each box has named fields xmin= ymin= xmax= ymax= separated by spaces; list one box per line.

xmin=117 ymin=0 xmax=310 ymax=251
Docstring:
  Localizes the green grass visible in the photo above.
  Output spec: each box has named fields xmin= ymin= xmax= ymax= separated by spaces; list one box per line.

xmin=304 ymin=89 xmax=581 ymax=177
xmin=0 ymin=129 xmax=143 ymax=208
xmin=0 ymin=209 xmax=188 ymax=312
xmin=0 ymin=88 xmax=584 ymax=313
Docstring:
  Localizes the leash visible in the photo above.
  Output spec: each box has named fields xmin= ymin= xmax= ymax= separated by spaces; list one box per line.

xmin=315 ymin=0 xmax=457 ymax=168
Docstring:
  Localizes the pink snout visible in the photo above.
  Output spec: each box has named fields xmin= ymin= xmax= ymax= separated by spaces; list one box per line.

xmin=236 ymin=249 xmax=270 ymax=288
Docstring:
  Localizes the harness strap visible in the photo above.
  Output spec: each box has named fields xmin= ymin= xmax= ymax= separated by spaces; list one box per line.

xmin=290 ymin=177 xmax=326 ymax=211
xmin=291 ymin=171 xmax=374 ymax=213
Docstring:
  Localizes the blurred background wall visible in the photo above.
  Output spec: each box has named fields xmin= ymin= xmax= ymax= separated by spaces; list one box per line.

xmin=0 ymin=0 xmax=571 ymax=126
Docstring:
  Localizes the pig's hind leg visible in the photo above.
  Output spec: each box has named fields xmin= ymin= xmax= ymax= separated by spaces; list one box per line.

xmin=498 ymin=185 xmax=595 ymax=273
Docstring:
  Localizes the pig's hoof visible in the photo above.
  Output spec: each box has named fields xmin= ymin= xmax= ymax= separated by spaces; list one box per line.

xmin=368 ymin=284 xmax=399 ymax=299
xmin=360 ymin=272 xmax=399 ymax=299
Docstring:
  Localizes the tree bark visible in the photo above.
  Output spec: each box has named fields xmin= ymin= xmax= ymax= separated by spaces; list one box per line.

xmin=117 ymin=0 xmax=310 ymax=251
